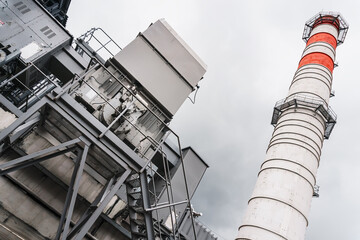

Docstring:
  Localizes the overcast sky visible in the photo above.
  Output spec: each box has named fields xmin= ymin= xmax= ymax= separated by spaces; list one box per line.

xmin=66 ymin=1 xmax=360 ymax=239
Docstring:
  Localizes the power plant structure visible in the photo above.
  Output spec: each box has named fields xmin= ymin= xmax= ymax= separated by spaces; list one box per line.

xmin=1 ymin=1 xmax=351 ymax=240
xmin=0 ymin=0 xmax=218 ymax=239
xmin=237 ymin=12 xmax=348 ymax=240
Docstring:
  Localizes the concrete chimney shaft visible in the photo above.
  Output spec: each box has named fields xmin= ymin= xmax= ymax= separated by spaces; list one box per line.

xmin=237 ymin=12 xmax=348 ymax=240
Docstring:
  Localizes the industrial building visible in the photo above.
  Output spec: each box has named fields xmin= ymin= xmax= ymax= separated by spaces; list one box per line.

xmin=0 ymin=1 xmax=352 ymax=240
xmin=237 ymin=12 xmax=348 ymax=240
xmin=0 ymin=0 xmax=217 ymax=239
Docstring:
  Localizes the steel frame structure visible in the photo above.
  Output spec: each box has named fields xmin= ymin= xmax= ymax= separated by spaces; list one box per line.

xmin=0 ymin=94 xmax=133 ymax=239
xmin=302 ymin=11 xmax=349 ymax=45
xmin=0 ymin=9 xmax=206 ymax=235
xmin=61 ymin=44 xmax=199 ymax=238
xmin=0 ymin=61 xmax=198 ymax=239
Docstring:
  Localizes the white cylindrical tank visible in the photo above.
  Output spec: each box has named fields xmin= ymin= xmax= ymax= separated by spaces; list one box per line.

xmin=237 ymin=12 xmax=348 ymax=240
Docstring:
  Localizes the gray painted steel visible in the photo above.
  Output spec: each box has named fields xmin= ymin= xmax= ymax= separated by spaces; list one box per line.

xmin=74 ymin=170 xmax=131 ymax=240
xmin=155 ymin=147 xmax=208 ymax=226
xmin=113 ymin=19 xmax=206 ymax=116
xmin=0 ymin=1 xmax=216 ymax=239
xmin=142 ymin=19 xmax=207 ymax=87
xmin=0 ymin=0 xmax=72 ymax=64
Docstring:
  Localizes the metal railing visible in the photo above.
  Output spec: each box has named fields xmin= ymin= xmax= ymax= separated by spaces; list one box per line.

xmin=302 ymin=11 xmax=349 ymax=45
xmin=71 ymin=32 xmax=198 ymax=238
xmin=74 ymin=76 xmax=196 ymax=237
xmin=0 ymin=62 xmax=58 ymax=111
xmin=0 ymin=27 xmax=200 ymax=240
xmin=272 ymin=93 xmax=337 ymax=139
xmin=75 ymin=27 xmax=122 ymax=62
xmin=1 ymin=59 xmax=198 ymax=239
xmin=275 ymin=93 xmax=337 ymax=121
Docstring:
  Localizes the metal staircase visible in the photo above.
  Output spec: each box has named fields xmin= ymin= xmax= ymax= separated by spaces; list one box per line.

xmin=126 ymin=172 xmax=155 ymax=240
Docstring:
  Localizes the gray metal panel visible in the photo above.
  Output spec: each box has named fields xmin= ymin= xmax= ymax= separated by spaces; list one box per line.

xmin=28 ymin=16 xmax=70 ymax=48
xmin=181 ymin=148 xmax=208 ymax=199
xmin=0 ymin=11 xmax=25 ymax=41
xmin=7 ymin=0 xmax=42 ymax=24
xmin=155 ymin=147 xmax=208 ymax=224
xmin=0 ymin=0 xmax=71 ymax=63
xmin=178 ymin=211 xmax=218 ymax=240
xmin=63 ymin=45 xmax=88 ymax=69
xmin=142 ymin=19 xmax=207 ymax=87
xmin=113 ymin=37 xmax=193 ymax=116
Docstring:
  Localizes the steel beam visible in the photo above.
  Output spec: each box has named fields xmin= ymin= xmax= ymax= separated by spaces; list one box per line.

xmin=0 ymin=93 xmax=143 ymax=239
xmin=9 ymin=145 xmax=87 ymax=203
xmin=0 ymin=146 xmax=77 ymax=176
xmin=11 ymin=115 xmax=41 ymax=136
xmin=0 ymin=94 xmax=23 ymax=117
xmin=0 ymin=138 xmax=81 ymax=175
xmin=0 ymin=98 xmax=46 ymax=145
xmin=9 ymin=114 xmax=42 ymax=144
xmin=101 ymin=214 xmax=131 ymax=239
xmin=59 ymin=93 xmax=145 ymax=170
xmin=45 ymin=97 xmax=137 ymax=171
xmin=66 ymin=177 xmax=115 ymax=239
xmin=0 ymin=91 xmax=152 ymax=238
xmin=54 ymin=142 xmax=90 ymax=240
xmin=55 ymin=147 xmax=83 ymax=240
xmin=61 ymin=144 xmax=90 ymax=240
xmin=146 ymin=200 xmax=188 ymax=212
xmin=73 ymin=169 xmax=131 ymax=240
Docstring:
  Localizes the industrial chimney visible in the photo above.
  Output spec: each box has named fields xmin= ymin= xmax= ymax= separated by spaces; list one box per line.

xmin=237 ymin=12 xmax=348 ymax=240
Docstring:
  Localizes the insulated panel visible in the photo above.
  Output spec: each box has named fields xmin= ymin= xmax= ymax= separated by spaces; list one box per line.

xmin=114 ymin=37 xmax=193 ymax=116
xmin=142 ymin=19 xmax=207 ymax=87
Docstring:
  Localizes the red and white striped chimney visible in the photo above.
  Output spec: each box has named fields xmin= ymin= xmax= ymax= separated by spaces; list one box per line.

xmin=237 ymin=12 xmax=348 ymax=240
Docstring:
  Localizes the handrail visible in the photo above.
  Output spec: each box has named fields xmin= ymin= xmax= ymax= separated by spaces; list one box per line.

xmin=76 ymin=27 xmax=122 ymax=59
xmin=0 ymin=62 xmax=58 ymax=111
xmin=275 ymin=93 xmax=337 ymax=121
xmin=73 ymin=31 xmax=198 ymax=238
